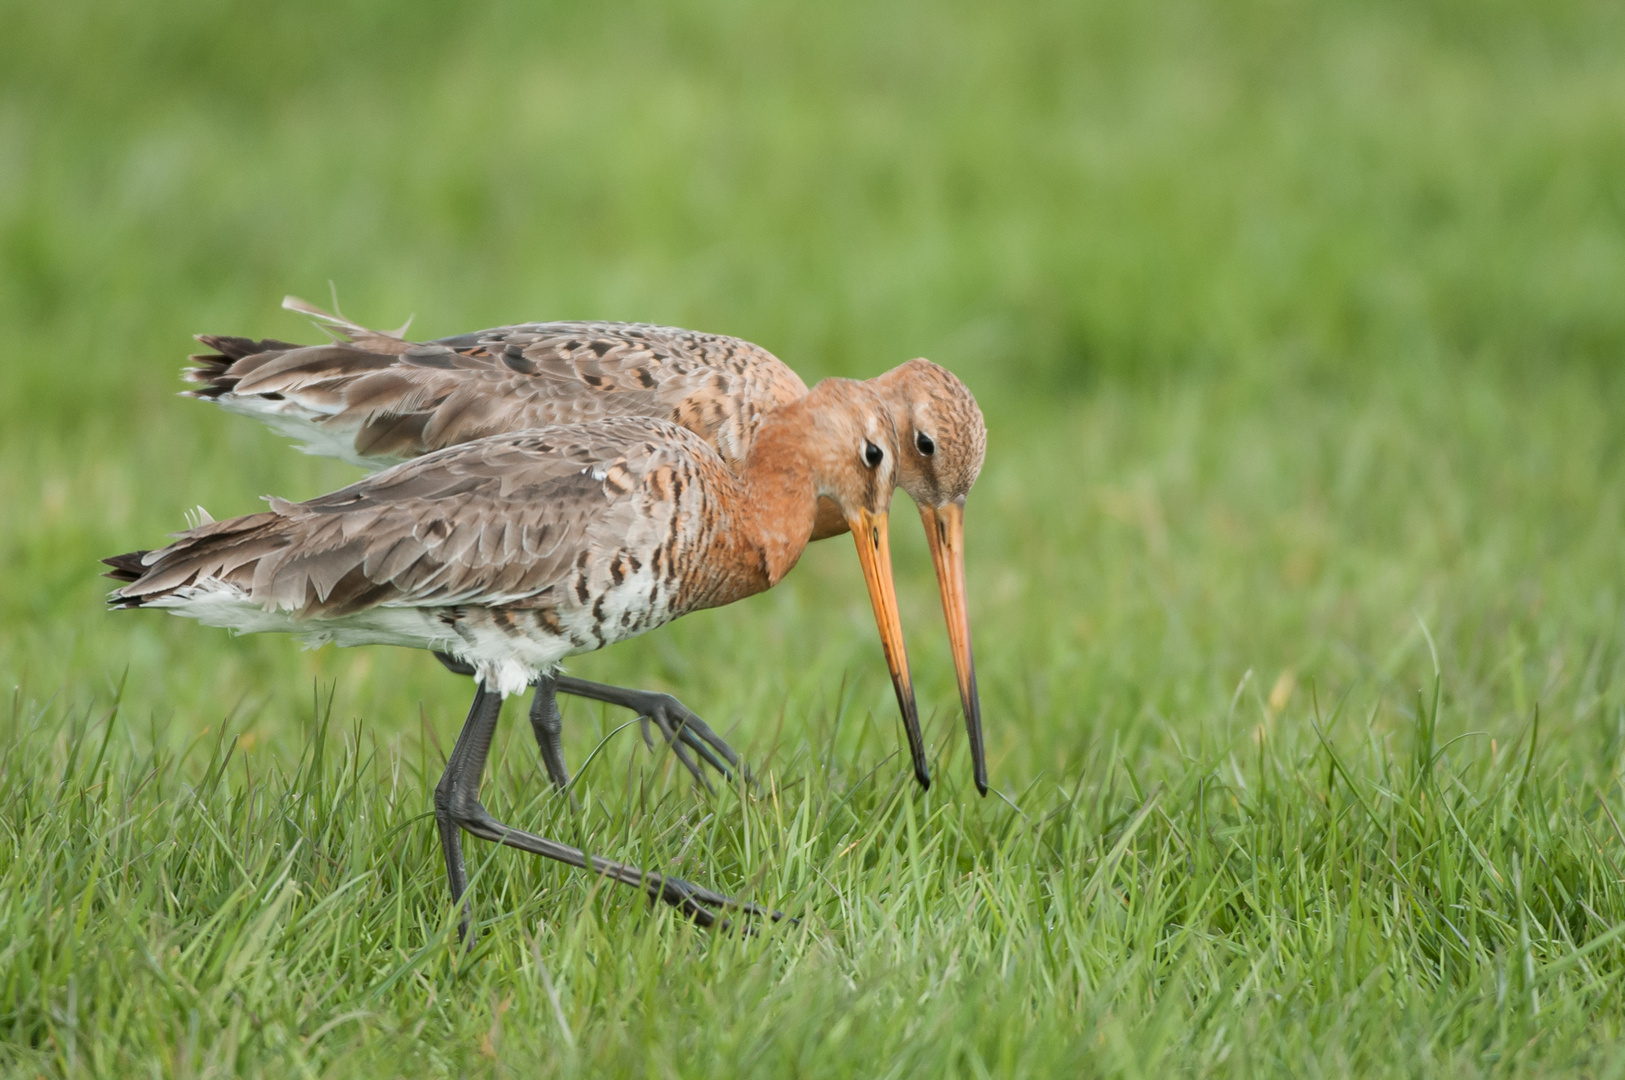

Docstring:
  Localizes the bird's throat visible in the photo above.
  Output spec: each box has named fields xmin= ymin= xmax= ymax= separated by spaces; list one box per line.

xmin=738 ymin=417 xmax=819 ymax=588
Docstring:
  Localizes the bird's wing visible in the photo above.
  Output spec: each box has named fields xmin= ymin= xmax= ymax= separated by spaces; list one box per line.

xmin=186 ymin=304 xmax=809 ymax=470
xmin=113 ymin=419 xmax=710 ymax=617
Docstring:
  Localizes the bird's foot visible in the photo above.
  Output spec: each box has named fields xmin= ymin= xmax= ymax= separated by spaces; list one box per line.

xmin=628 ymin=691 xmax=747 ymax=792
xmin=647 ymin=872 xmax=790 ymax=932
xmin=433 ymin=653 xmax=751 ymax=792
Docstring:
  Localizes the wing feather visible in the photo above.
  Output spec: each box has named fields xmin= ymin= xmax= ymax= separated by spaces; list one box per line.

xmin=113 ymin=419 xmax=711 ymax=617
xmin=188 ymin=305 xmax=809 ymax=470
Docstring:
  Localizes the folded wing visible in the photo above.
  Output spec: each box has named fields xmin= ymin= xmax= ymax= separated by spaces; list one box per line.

xmin=110 ymin=419 xmax=708 ymax=619
xmin=185 ymin=300 xmax=808 ymax=471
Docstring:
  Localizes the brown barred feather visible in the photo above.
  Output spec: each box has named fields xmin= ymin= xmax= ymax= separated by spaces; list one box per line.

xmin=187 ymin=298 xmax=809 ymax=474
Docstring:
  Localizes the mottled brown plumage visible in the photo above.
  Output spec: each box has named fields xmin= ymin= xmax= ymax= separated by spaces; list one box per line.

xmin=110 ymin=379 xmax=912 ymax=703
xmin=187 ymin=298 xmax=991 ymax=790
xmin=187 ymin=297 xmax=808 ymax=472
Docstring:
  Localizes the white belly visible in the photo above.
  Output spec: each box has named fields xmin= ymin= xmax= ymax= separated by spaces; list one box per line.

xmin=145 ymin=578 xmax=576 ymax=697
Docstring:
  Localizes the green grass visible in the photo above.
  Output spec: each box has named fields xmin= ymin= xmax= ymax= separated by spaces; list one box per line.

xmin=5 ymin=0 xmax=1625 ymax=1074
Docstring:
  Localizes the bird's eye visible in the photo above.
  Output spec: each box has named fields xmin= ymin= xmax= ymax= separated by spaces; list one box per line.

xmin=863 ymin=442 xmax=884 ymax=468
xmin=915 ymin=431 xmax=936 ymax=456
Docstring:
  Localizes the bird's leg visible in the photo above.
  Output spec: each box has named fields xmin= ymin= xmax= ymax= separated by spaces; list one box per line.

xmin=528 ymin=672 xmax=573 ymax=790
xmin=433 ymin=651 xmax=742 ymax=789
xmin=438 ymin=653 xmax=574 ymax=791
xmin=433 ymin=681 xmax=502 ymax=942
xmin=432 ymin=676 xmax=781 ymax=932
xmin=434 ymin=651 xmax=477 ymax=676
xmin=554 ymin=676 xmax=743 ymax=790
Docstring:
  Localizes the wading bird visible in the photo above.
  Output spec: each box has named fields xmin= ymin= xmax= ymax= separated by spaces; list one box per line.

xmin=185 ymin=298 xmax=989 ymax=792
xmin=106 ymin=379 xmax=908 ymax=928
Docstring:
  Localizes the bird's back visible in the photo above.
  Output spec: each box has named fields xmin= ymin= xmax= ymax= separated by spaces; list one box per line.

xmin=187 ymin=311 xmax=810 ymax=472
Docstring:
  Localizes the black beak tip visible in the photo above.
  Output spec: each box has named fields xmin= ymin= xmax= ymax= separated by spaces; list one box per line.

xmin=914 ymin=765 xmax=931 ymax=790
xmin=974 ymin=776 xmax=988 ymax=797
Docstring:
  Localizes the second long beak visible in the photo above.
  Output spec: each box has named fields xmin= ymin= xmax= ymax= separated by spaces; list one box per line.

xmin=921 ymin=500 xmax=986 ymax=795
xmin=848 ymin=508 xmax=930 ymax=790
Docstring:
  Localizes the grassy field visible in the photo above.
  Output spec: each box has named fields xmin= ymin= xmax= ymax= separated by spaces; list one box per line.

xmin=5 ymin=0 xmax=1625 ymax=1074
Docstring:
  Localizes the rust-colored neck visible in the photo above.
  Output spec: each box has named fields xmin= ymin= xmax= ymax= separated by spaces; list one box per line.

xmin=738 ymin=399 xmax=820 ymax=587
xmin=809 ymin=497 xmax=851 ymax=541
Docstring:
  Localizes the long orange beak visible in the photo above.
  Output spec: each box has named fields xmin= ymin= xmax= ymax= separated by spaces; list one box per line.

xmin=848 ymin=507 xmax=929 ymax=790
xmin=920 ymin=500 xmax=986 ymax=795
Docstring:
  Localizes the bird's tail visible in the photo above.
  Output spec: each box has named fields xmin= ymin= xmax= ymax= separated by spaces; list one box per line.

xmin=182 ymin=334 xmax=304 ymax=399
xmin=182 ymin=295 xmax=415 ymax=400
xmin=281 ymin=295 xmax=415 ymax=353
xmin=102 ymin=550 xmax=153 ymax=607
xmin=101 ymin=508 xmax=285 ymax=611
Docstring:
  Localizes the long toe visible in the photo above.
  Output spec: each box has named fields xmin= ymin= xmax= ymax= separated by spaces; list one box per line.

xmin=648 ymin=874 xmax=720 ymax=925
xmin=666 ymin=706 xmax=743 ymax=771
xmin=651 ymin=874 xmax=790 ymax=928
xmin=660 ymin=724 xmax=715 ymax=792
xmin=647 ymin=699 xmax=750 ymax=785
xmin=676 ymin=726 xmax=733 ymax=781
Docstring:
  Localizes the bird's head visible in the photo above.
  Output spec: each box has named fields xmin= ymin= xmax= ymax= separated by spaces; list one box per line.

xmin=872 ymin=358 xmax=987 ymax=512
xmin=794 ymin=376 xmax=903 ymax=523
xmin=870 ymin=358 xmax=990 ymax=794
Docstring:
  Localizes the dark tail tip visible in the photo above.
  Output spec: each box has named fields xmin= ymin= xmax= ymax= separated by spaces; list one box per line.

xmin=195 ymin=335 xmax=303 ymax=361
xmin=183 ymin=335 xmax=304 ymax=398
xmin=101 ymin=550 xmax=148 ymax=583
xmin=102 ymin=552 xmax=150 ymax=608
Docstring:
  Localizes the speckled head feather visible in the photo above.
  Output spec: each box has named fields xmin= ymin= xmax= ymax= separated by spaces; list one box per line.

xmin=871 ymin=358 xmax=987 ymax=509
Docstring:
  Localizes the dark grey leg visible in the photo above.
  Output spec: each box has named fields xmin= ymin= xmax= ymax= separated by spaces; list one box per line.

xmin=529 ymin=673 xmax=573 ymax=790
xmin=433 ymin=682 xmax=501 ymax=940
xmin=555 ymin=676 xmax=743 ymax=790
xmin=432 ymin=652 xmax=744 ymax=789
xmin=434 ymin=651 xmax=479 ymax=677
xmin=431 ymin=678 xmax=780 ymax=934
xmin=438 ymin=652 xmax=572 ymax=786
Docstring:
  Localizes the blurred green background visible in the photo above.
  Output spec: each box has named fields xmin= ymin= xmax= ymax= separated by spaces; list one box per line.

xmin=5 ymin=0 xmax=1623 ymax=757
xmin=5 ymin=0 xmax=1625 ymax=1073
